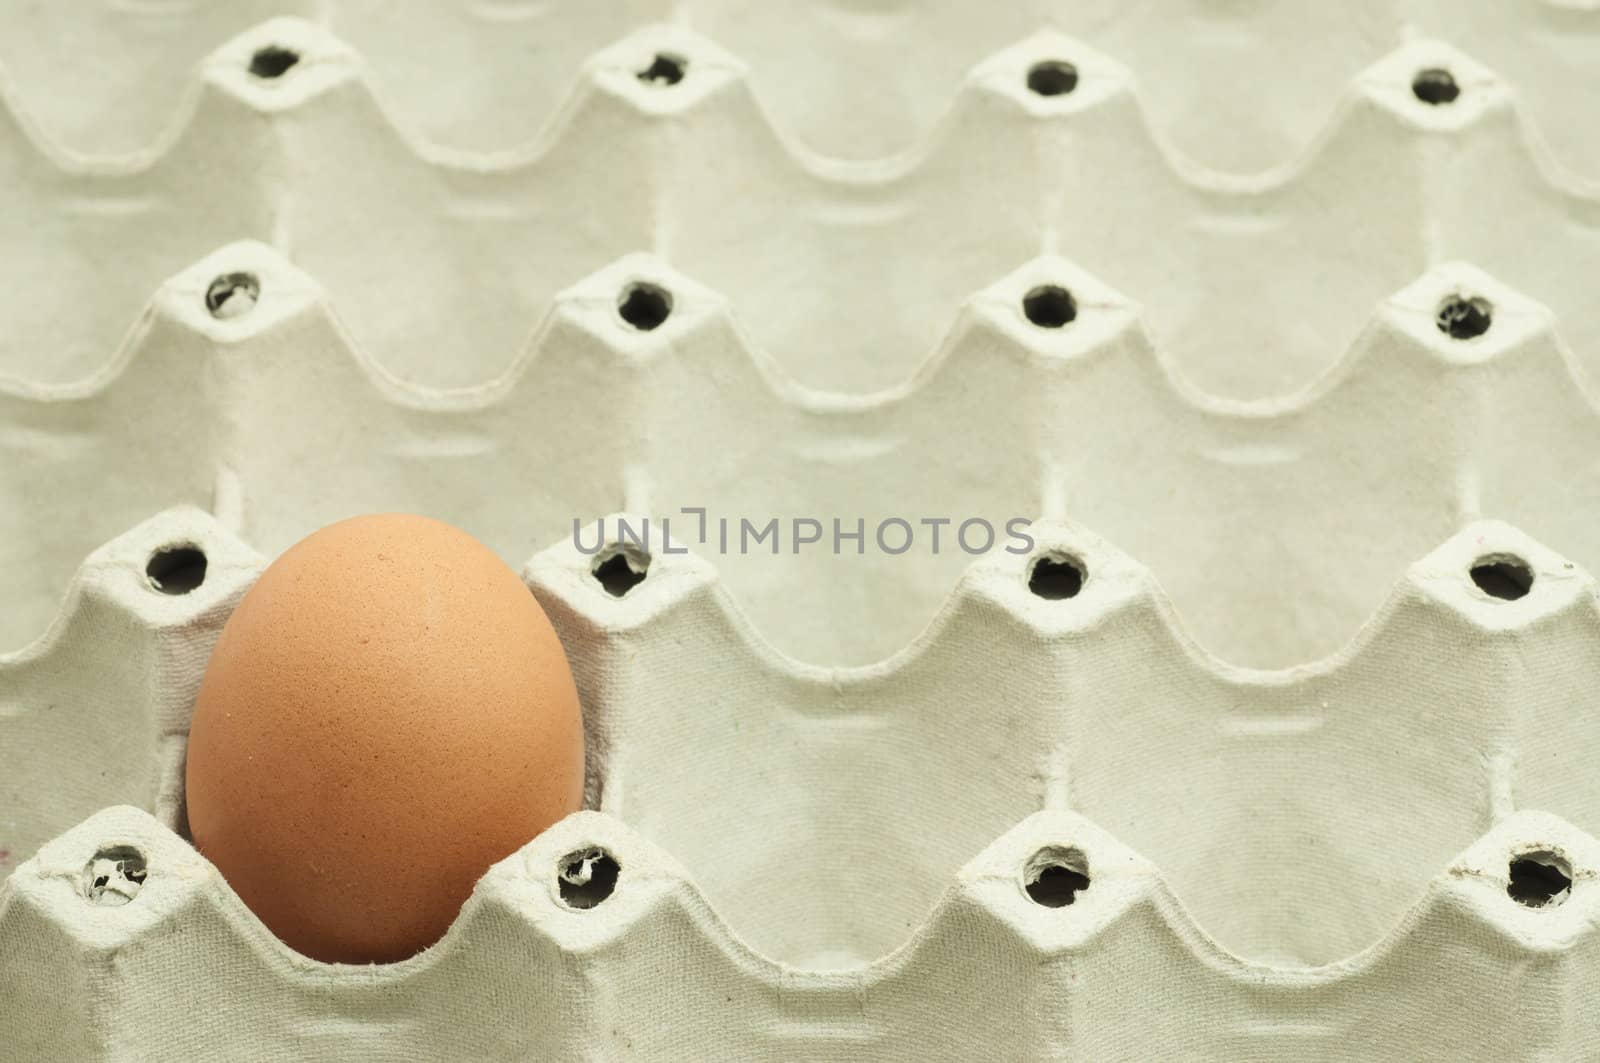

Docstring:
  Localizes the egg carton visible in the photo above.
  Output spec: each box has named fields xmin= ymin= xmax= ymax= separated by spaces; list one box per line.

xmin=6 ymin=7 xmax=1600 ymax=1059
xmin=8 ymin=236 xmax=1600 ymax=671
xmin=10 ymin=805 xmax=1600 ymax=1062
xmin=10 ymin=2 xmax=1600 ymax=176
xmin=6 ymin=506 xmax=1600 ymax=1059
xmin=3 ymin=17 xmax=1598 ymax=402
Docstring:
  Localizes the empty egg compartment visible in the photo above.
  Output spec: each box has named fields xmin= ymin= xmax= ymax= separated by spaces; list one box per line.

xmin=8 ymin=508 xmax=1600 ymax=1058
xmin=6 ymin=7 xmax=1600 ymax=1059
xmin=3 ymin=19 xmax=1600 ymax=402
xmin=11 ymin=803 xmax=1600 ymax=1060
xmin=11 ymin=5 xmax=1600 ymax=179
xmin=9 ymin=238 xmax=1600 ymax=674
xmin=534 ymin=511 xmax=1600 ymax=972
xmin=0 ymin=508 xmax=262 ymax=878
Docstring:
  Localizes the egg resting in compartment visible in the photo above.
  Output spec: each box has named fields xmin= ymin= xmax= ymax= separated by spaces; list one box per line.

xmin=184 ymin=513 xmax=585 ymax=964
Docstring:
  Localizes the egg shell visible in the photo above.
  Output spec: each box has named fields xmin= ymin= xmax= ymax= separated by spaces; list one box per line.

xmin=184 ymin=513 xmax=585 ymax=964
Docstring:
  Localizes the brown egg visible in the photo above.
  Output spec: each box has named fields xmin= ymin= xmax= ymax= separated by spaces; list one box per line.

xmin=185 ymin=514 xmax=584 ymax=964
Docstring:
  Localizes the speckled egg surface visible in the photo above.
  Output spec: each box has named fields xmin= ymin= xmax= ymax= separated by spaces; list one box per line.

xmin=184 ymin=513 xmax=585 ymax=964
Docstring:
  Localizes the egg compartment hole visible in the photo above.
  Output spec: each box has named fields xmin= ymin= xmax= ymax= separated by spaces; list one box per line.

xmin=1469 ymin=554 xmax=1533 ymax=600
xmin=1028 ymin=552 xmax=1086 ymax=600
xmin=1023 ymin=285 xmax=1077 ymax=329
xmin=558 ymin=847 xmax=620 ymax=910
xmin=82 ymin=845 xmax=148 ymax=906
xmin=1023 ymin=846 xmax=1090 ymax=908
xmin=618 ymin=282 xmax=673 ymax=331
xmin=591 ymin=543 xmax=650 ymax=598
xmin=146 ymin=544 xmax=208 ymax=595
xmin=1508 ymin=850 xmax=1572 ymax=908
xmin=1412 ymin=67 xmax=1460 ymax=105
xmin=249 ymin=45 xmax=300 ymax=80
xmin=637 ymin=52 xmax=687 ymax=86
xmin=205 ymin=272 xmax=261 ymax=320
xmin=1436 ymin=294 xmax=1492 ymax=340
xmin=1027 ymin=60 xmax=1079 ymax=97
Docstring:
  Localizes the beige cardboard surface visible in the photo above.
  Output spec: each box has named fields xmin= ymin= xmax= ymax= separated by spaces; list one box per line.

xmin=2 ymin=21 xmax=1598 ymax=399
xmin=6 ymin=3 xmax=1599 ymax=175
xmin=8 ymin=802 xmax=1600 ymax=1061
xmin=5 ymin=7 xmax=1600 ymax=1060
xmin=6 ymin=245 xmax=1600 ymax=670
xmin=7 ymin=513 xmax=1600 ymax=1004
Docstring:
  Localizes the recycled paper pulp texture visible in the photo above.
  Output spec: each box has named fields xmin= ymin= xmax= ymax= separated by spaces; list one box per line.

xmin=5 ymin=6 xmax=1600 ymax=1061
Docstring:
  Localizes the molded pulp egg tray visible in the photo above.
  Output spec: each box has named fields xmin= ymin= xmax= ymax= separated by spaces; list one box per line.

xmin=5 ymin=6 xmax=1600 ymax=1061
